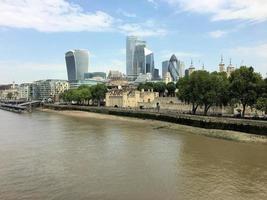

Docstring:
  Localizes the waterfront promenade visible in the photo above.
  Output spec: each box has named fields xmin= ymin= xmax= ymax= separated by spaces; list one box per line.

xmin=43 ymin=104 xmax=267 ymax=136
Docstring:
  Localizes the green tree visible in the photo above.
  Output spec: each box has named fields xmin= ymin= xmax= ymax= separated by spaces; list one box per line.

xmin=137 ymin=82 xmax=154 ymax=91
xmin=256 ymin=78 xmax=267 ymax=114
xmin=229 ymin=66 xmax=262 ymax=117
xmin=153 ymin=82 xmax=166 ymax=97
xmin=166 ymin=82 xmax=176 ymax=97
xmin=91 ymin=84 xmax=107 ymax=106
xmin=200 ymin=72 xmax=229 ymax=115
xmin=177 ymin=75 xmax=199 ymax=114
xmin=6 ymin=92 xmax=13 ymax=99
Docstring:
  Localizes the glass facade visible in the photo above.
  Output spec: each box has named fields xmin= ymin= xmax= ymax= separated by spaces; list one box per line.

xmin=168 ymin=55 xmax=180 ymax=82
xmin=126 ymin=36 xmax=146 ymax=78
xmin=162 ymin=60 xmax=169 ymax=78
xmin=65 ymin=49 xmax=89 ymax=81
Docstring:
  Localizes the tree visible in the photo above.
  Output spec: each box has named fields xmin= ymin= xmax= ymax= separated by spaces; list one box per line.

xmin=177 ymin=75 xmax=199 ymax=114
xmin=137 ymin=82 xmax=154 ymax=91
xmin=153 ymin=82 xmax=166 ymax=97
xmin=177 ymin=71 xmax=230 ymax=115
xmin=229 ymin=66 xmax=262 ymax=117
xmin=166 ymin=82 xmax=176 ymax=97
xmin=91 ymin=84 xmax=107 ymax=106
xmin=256 ymin=78 xmax=267 ymax=114
xmin=7 ymin=92 xmax=13 ymax=99
xmin=200 ymin=72 xmax=230 ymax=115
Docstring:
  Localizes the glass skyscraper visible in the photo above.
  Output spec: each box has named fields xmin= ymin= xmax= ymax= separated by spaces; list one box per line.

xmin=65 ymin=49 xmax=89 ymax=81
xmin=126 ymin=36 xmax=146 ymax=79
xmin=168 ymin=55 xmax=179 ymax=81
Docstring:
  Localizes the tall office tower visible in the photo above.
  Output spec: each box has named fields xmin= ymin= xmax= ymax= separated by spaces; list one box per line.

xmin=132 ymin=44 xmax=154 ymax=79
xmin=126 ymin=36 xmax=146 ymax=78
xmin=219 ymin=55 xmax=225 ymax=72
xmin=168 ymin=54 xmax=180 ymax=82
xmin=177 ymin=60 xmax=185 ymax=78
xmin=65 ymin=49 xmax=89 ymax=81
xmin=162 ymin=60 xmax=169 ymax=78
xmin=145 ymin=48 xmax=154 ymax=75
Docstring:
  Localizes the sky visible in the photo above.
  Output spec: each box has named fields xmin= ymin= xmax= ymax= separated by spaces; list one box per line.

xmin=0 ymin=0 xmax=267 ymax=83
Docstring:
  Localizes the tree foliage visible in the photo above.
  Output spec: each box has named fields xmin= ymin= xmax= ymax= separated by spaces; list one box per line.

xmin=177 ymin=71 xmax=230 ymax=115
xmin=229 ymin=66 xmax=262 ymax=117
xmin=60 ymin=84 xmax=107 ymax=106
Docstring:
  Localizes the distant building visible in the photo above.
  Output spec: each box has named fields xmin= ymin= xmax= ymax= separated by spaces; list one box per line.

xmin=18 ymin=83 xmax=32 ymax=101
xmin=134 ymin=73 xmax=152 ymax=84
xmin=33 ymin=80 xmax=69 ymax=101
xmin=162 ymin=60 xmax=169 ymax=78
xmin=177 ymin=60 xmax=185 ymax=78
xmin=164 ymin=72 xmax=172 ymax=84
xmin=0 ymin=82 xmax=19 ymax=100
xmin=84 ymin=72 xmax=106 ymax=80
xmin=185 ymin=60 xmax=195 ymax=76
xmin=153 ymin=68 xmax=160 ymax=80
xmin=126 ymin=36 xmax=146 ymax=78
xmin=108 ymin=70 xmax=124 ymax=80
xmin=226 ymin=59 xmax=235 ymax=77
xmin=69 ymin=80 xmax=104 ymax=89
xmin=168 ymin=54 xmax=180 ymax=82
xmin=162 ymin=55 xmax=184 ymax=82
xmin=65 ymin=49 xmax=89 ymax=82
xmin=219 ymin=55 xmax=225 ymax=73
xmin=106 ymin=88 xmax=159 ymax=108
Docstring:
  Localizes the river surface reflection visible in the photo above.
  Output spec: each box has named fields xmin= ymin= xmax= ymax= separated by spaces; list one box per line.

xmin=0 ymin=110 xmax=266 ymax=200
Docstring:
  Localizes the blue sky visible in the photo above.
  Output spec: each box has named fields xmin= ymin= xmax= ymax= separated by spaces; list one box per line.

xmin=0 ymin=0 xmax=267 ymax=83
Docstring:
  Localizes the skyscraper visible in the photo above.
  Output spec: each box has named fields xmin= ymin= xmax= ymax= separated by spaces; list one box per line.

xmin=162 ymin=60 xmax=169 ymax=78
xmin=126 ymin=36 xmax=146 ymax=78
xmin=168 ymin=54 xmax=179 ymax=82
xmin=65 ymin=49 xmax=89 ymax=81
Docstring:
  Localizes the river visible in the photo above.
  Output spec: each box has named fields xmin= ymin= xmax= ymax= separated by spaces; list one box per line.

xmin=0 ymin=110 xmax=266 ymax=200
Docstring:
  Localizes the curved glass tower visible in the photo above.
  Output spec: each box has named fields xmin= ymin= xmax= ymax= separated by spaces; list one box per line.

xmin=168 ymin=54 xmax=179 ymax=81
xmin=65 ymin=49 xmax=89 ymax=81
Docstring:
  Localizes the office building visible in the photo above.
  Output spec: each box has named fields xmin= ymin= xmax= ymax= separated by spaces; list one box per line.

xmin=162 ymin=60 xmax=169 ymax=78
xmin=84 ymin=72 xmax=106 ymax=80
xmin=132 ymin=44 xmax=155 ymax=80
xmin=65 ymin=49 xmax=89 ymax=81
xmin=126 ymin=36 xmax=146 ymax=78
xmin=168 ymin=54 xmax=180 ymax=82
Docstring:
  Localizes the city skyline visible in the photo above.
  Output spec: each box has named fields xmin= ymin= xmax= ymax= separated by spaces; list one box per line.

xmin=0 ymin=0 xmax=267 ymax=83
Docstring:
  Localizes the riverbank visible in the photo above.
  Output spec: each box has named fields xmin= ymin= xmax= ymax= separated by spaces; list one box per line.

xmin=40 ymin=107 xmax=267 ymax=144
xmin=42 ymin=104 xmax=267 ymax=135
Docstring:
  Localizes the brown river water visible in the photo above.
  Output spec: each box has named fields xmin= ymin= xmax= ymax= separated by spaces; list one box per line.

xmin=0 ymin=110 xmax=266 ymax=200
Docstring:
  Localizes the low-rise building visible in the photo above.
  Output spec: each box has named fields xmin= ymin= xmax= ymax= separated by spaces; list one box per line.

xmin=33 ymin=79 xmax=69 ymax=101
xmin=106 ymin=88 xmax=159 ymax=108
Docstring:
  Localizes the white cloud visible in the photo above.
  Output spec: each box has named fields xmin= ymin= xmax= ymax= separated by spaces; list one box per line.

xmin=147 ymin=0 xmax=159 ymax=9
xmin=119 ymin=20 xmax=168 ymax=37
xmin=116 ymin=9 xmax=136 ymax=18
xmin=162 ymin=0 xmax=267 ymax=22
xmin=0 ymin=0 xmax=114 ymax=32
xmin=209 ymin=30 xmax=228 ymax=38
xmin=0 ymin=0 xmax=168 ymax=36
